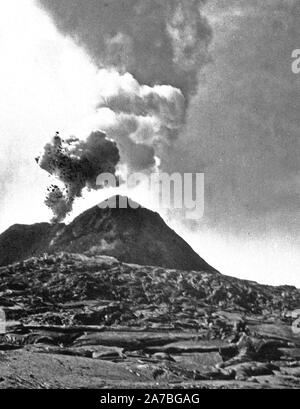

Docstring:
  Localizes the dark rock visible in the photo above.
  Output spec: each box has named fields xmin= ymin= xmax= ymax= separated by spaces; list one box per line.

xmin=0 ymin=233 xmax=300 ymax=388
xmin=0 ymin=223 xmax=64 ymax=267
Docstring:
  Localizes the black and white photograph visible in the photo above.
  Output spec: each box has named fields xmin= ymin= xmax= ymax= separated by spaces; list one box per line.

xmin=0 ymin=0 xmax=300 ymax=393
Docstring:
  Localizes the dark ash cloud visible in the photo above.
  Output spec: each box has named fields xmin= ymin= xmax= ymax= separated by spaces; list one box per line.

xmin=36 ymin=0 xmax=213 ymax=221
xmin=38 ymin=0 xmax=212 ymax=97
xmin=165 ymin=0 xmax=300 ymax=240
xmin=37 ymin=0 xmax=300 ymax=245
xmin=37 ymin=131 xmax=120 ymax=221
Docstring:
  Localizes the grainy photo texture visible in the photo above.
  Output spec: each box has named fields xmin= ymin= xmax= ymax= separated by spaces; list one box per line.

xmin=0 ymin=0 xmax=299 ymax=391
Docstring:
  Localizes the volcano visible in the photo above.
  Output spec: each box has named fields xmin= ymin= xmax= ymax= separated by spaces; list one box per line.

xmin=1 ymin=196 xmax=300 ymax=389
xmin=0 ymin=195 xmax=216 ymax=272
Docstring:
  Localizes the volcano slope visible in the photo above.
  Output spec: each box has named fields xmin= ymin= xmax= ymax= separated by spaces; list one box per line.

xmin=0 ymin=252 xmax=300 ymax=389
xmin=0 ymin=196 xmax=215 ymax=272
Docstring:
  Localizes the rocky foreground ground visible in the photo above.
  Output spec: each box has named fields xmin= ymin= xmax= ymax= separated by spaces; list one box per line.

xmin=0 ymin=252 xmax=300 ymax=389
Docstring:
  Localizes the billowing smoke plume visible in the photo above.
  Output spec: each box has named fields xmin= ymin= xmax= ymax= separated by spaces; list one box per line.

xmin=37 ymin=0 xmax=212 ymax=220
xmin=38 ymin=0 xmax=212 ymax=97
xmin=37 ymin=131 xmax=120 ymax=221
xmin=93 ymin=71 xmax=185 ymax=171
xmin=38 ymin=71 xmax=186 ymax=220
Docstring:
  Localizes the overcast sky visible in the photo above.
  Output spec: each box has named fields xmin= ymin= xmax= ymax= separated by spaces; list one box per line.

xmin=0 ymin=0 xmax=299 ymax=286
